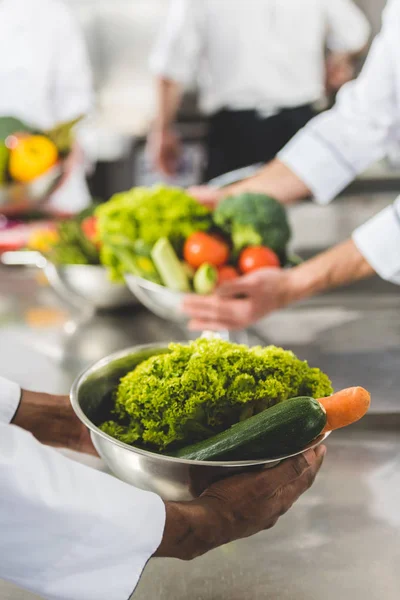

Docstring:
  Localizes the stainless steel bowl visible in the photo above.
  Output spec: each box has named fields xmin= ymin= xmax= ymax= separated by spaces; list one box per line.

xmin=2 ymin=251 xmax=137 ymax=311
xmin=70 ymin=342 xmax=330 ymax=501
xmin=125 ymin=274 xmax=185 ymax=322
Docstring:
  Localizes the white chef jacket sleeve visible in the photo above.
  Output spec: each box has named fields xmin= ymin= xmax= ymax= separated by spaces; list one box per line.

xmin=324 ymin=0 xmax=371 ymax=53
xmin=0 ymin=378 xmax=165 ymax=600
xmin=149 ymin=0 xmax=203 ymax=85
xmin=0 ymin=375 xmax=21 ymax=424
xmin=353 ymin=197 xmax=400 ymax=285
xmin=278 ymin=0 xmax=399 ymax=205
xmin=51 ymin=0 xmax=93 ymax=121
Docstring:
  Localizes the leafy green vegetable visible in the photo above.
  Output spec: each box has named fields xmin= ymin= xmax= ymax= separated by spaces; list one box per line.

xmin=0 ymin=143 xmax=9 ymax=185
xmin=95 ymin=186 xmax=212 ymax=281
xmin=46 ymin=218 xmax=99 ymax=266
xmin=0 ymin=116 xmax=33 ymax=142
xmin=43 ymin=115 xmax=84 ymax=155
xmin=100 ymin=338 xmax=333 ymax=452
xmin=213 ymin=193 xmax=291 ymax=256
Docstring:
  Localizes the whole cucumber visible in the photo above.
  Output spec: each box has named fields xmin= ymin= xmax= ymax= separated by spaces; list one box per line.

xmin=171 ymin=396 xmax=326 ymax=462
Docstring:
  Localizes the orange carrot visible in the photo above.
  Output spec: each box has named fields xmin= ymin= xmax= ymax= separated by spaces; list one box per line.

xmin=318 ymin=387 xmax=371 ymax=434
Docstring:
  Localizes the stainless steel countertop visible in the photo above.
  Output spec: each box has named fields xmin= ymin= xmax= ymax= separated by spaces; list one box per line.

xmin=1 ymin=192 xmax=399 ymax=599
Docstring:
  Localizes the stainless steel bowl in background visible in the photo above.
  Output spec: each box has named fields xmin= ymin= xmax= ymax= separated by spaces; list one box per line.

xmin=70 ymin=342 xmax=330 ymax=501
xmin=1 ymin=251 xmax=137 ymax=311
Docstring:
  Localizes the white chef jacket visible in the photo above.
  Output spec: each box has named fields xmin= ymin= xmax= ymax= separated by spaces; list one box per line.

xmin=279 ymin=0 xmax=400 ymax=285
xmin=150 ymin=0 xmax=370 ymax=117
xmin=0 ymin=376 xmax=166 ymax=600
xmin=0 ymin=0 xmax=93 ymax=213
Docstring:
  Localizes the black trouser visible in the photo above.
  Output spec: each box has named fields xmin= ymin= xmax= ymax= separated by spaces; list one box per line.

xmin=203 ymin=104 xmax=316 ymax=182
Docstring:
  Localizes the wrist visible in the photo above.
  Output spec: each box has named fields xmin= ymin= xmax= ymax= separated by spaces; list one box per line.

xmin=155 ymin=498 xmax=228 ymax=561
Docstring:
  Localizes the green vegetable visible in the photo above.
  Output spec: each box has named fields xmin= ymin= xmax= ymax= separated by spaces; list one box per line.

xmin=46 ymin=219 xmax=99 ymax=266
xmin=100 ymin=338 xmax=333 ymax=452
xmin=193 ymin=263 xmax=218 ymax=295
xmin=213 ymin=193 xmax=291 ymax=256
xmin=0 ymin=143 xmax=9 ymax=185
xmin=172 ymin=396 xmax=327 ymax=461
xmin=95 ymin=186 xmax=212 ymax=281
xmin=0 ymin=116 xmax=33 ymax=142
xmin=151 ymin=238 xmax=191 ymax=292
xmin=43 ymin=115 xmax=84 ymax=155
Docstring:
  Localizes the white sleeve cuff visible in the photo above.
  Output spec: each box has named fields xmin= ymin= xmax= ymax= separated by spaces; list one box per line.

xmin=278 ymin=129 xmax=356 ymax=205
xmin=353 ymin=201 xmax=400 ymax=284
xmin=0 ymin=376 xmax=21 ymax=424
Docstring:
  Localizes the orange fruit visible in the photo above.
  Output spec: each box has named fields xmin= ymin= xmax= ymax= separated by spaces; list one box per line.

xmin=9 ymin=135 xmax=58 ymax=183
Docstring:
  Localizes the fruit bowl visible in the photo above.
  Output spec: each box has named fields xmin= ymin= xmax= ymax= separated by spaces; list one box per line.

xmin=70 ymin=342 xmax=330 ymax=501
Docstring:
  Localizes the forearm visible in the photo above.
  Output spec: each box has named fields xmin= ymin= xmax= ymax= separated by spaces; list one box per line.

xmin=153 ymin=77 xmax=183 ymax=131
xmin=222 ymin=159 xmax=311 ymax=205
xmin=287 ymin=238 xmax=375 ymax=302
xmin=11 ymin=390 xmax=72 ymax=447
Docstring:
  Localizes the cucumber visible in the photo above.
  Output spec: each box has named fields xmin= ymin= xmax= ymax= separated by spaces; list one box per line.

xmin=193 ymin=263 xmax=218 ymax=295
xmin=151 ymin=238 xmax=191 ymax=292
xmin=171 ymin=397 xmax=326 ymax=462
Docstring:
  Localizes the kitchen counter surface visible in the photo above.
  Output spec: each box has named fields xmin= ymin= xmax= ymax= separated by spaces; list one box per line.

xmin=0 ymin=192 xmax=399 ymax=599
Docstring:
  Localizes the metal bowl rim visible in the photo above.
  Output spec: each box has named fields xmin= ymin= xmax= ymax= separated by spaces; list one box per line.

xmin=124 ymin=273 xmax=185 ymax=298
xmin=70 ymin=342 xmax=331 ymax=468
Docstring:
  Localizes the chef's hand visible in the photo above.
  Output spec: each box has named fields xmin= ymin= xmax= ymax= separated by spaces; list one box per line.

xmin=148 ymin=127 xmax=182 ymax=177
xmin=188 ymin=186 xmax=224 ymax=209
xmin=183 ymin=268 xmax=296 ymax=331
xmin=155 ymin=446 xmax=326 ymax=560
xmin=12 ymin=390 xmax=97 ymax=456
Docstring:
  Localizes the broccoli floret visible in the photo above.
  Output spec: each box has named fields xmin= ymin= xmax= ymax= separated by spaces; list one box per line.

xmin=95 ymin=186 xmax=212 ymax=281
xmin=100 ymin=339 xmax=333 ymax=452
xmin=213 ymin=193 xmax=291 ymax=256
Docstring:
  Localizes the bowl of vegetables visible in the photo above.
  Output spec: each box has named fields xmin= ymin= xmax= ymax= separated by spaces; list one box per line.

xmin=71 ymin=337 xmax=371 ymax=501
xmin=0 ymin=115 xmax=82 ymax=213
xmin=92 ymin=185 xmax=299 ymax=324
xmin=1 ymin=208 xmax=137 ymax=311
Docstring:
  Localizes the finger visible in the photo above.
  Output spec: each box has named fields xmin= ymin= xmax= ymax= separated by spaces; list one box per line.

xmin=184 ymin=295 xmax=251 ymax=323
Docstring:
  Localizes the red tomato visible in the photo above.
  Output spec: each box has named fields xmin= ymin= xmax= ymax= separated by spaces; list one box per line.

xmin=81 ymin=216 xmax=99 ymax=242
xmin=239 ymin=246 xmax=280 ymax=274
xmin=184 ymin=232 xmax=230 ymax=269
xmin=218 ymin=265 xmax=240 ymax=284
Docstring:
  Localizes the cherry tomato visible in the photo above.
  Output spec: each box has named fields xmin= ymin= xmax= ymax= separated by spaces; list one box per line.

xmin=239 ymin=246 xmax=280 ymax=274
xmin=81 ymin=216 xmax=99 ymax=242
xmin=184 ymin=232 xmax=230 ymax=269
xmin=218 ymin=265 xmax=240 ymax=284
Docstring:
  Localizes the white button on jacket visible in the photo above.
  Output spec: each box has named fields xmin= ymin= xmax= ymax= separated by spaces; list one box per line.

xmin=279 ymin=0 xmax=400 ymax=285
xmin=0 ymin=376 xmax=165 ymax=600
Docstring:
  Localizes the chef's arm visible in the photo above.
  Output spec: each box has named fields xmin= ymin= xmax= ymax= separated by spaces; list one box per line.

xmin=147 ymin=77 xmax=184 ymax=176
xmin=153 ymin=77 xmax=183 ymax=132
xmin=11 ymin=388 xmax=95 ymax=455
